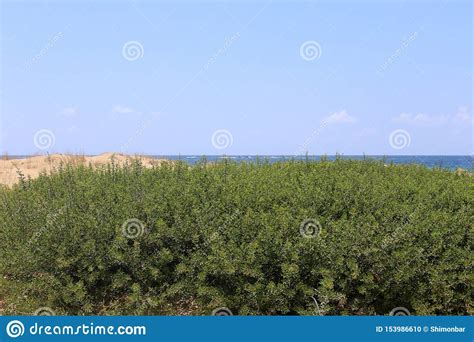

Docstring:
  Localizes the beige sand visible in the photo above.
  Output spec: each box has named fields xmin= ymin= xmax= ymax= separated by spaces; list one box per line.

xmin=0 ymin=153 xmax=166 ymax=187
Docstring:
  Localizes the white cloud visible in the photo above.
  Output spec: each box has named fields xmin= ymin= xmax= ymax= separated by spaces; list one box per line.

xmin=324 ymin=110 xmax=357 ymax=124
xmin=60 ymin=106 xmax=78 ymax=117
xmin=113 ymin=105 xmax=136 ymax=114
xmin=392 ymin=107 xmax=472 ymax=126
xmin=392 ymin=112 xmax=448 ymax=125
xmin=453 ymin=106 xmax=473 ymax=124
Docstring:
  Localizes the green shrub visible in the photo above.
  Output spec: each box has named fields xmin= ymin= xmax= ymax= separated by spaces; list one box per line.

xmin=0 ymin=158 xmax=472 ymax=315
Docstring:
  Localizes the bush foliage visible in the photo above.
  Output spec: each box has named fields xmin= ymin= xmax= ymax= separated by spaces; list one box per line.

xmin=0 ymin=158 xmax=472 ymax=315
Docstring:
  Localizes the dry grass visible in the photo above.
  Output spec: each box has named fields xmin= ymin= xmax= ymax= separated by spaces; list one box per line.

xmin=0 ymin=152 xmax=166 ymax=187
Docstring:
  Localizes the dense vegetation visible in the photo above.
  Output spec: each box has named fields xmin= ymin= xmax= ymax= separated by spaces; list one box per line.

xmin=0 ymin=158 xmax=472 ymax=316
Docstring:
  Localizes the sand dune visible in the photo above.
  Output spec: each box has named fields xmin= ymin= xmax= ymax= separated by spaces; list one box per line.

xmin=0 ymin=153 xmax=165 ymax=187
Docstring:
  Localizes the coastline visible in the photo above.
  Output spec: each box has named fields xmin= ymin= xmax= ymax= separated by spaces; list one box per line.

xmin=0 ymin=153 xmax=471 ymax=187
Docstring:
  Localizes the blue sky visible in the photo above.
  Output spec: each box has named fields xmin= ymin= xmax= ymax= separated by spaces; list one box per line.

xmin=0 ymin=0 xmax=472 ymax=155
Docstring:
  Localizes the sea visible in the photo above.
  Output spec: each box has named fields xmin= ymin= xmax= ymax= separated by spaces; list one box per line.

xmin=10 ymin=155 xmax=472 ymax=170
xmin=151 ymin=155 xmax=472 ymax=170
